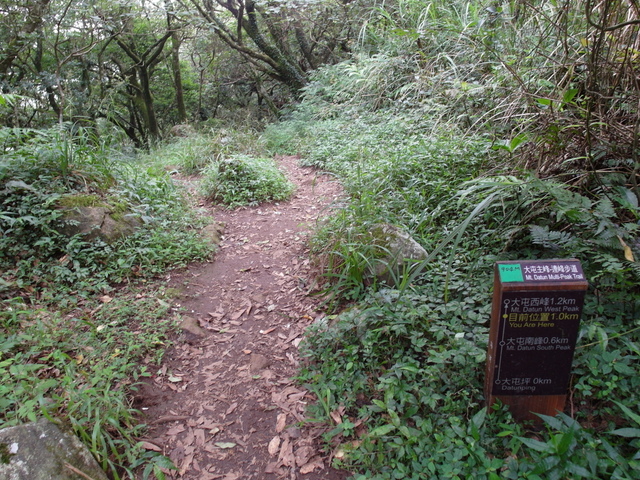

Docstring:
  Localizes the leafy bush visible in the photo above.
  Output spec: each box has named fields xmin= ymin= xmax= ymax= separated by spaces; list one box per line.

xmin=200 ymin=154 xmax=294 ymax=207
xmin=0 ymin=127 xmax=213 ymax=299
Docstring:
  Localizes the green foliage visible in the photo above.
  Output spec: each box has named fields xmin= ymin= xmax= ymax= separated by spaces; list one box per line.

xmin=0 ymin=127 xmax=213 ymax=298
xmin=300 ymin=271 xmax=507 ymax=479
xmin=453 ymin=175 xmax=640 ymax=291
xmin=0 ymin=125 xmax=215 ymax=477
xmin=300 ymin=262 xmax=640 ymax=478
xmin=272 ymin=9 xmax=640 ymax=475
xmin=199 ymin=154 xmax=294 ymax=207
xmin=146 ymin=128 xmax=266 ymax=175
xmin=0 ymin=291 xmax=179 ymax=479
xmin=267 ymin=104 xmax=492 ymax=306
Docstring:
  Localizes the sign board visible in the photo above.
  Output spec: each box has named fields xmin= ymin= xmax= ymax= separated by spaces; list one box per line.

xmin=485 ymin=259 xmax=588 ymax=422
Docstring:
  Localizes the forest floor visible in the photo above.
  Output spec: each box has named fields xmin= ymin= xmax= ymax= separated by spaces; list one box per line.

xmin=134 ymin=156 xmax=351 ymax=480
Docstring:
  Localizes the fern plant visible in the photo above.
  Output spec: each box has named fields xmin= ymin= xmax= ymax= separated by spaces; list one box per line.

xmin=454 ymin=175 xmax=639 ymax=291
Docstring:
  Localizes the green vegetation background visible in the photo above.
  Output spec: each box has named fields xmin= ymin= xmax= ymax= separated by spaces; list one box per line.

xmin=2 ymin=0 xmax=640 ymax=479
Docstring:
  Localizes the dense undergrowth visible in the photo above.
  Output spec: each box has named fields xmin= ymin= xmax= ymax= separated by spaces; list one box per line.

xmin=0 ymin=126 xmax=220 ymax=479
xmin=266 ymin=106 xmax=640 ymax=477
xmin=269 ymin=100 xmax=640 ymax=479
xmin=263 ymin=1 xmax=640 ymax=477
xmin=2 ymin=0 xmax=639 ymax=478
xmin=0 ymin=122 xmax=295 ymax=478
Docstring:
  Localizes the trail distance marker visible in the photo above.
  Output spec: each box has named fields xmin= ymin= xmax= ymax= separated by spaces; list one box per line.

xmin=485 ymin=259 xmax=588 ymax=422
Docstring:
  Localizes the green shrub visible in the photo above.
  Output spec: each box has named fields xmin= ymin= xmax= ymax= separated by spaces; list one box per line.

xmin=199 ymin=154 xmax=294 ymax=207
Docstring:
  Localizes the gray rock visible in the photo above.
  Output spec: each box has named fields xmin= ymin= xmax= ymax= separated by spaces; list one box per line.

xmin=59 ymin=206 xmax=142 ymax=243
xmin=179 ymin=315 xmax=207 ymax=337
xmin=0 ymin=420 xmax=108 ymax=480
xmin=369 ymin=224 xmax=428 ymax=285
xmin=168 ymin=124 xmax=195 ymax=138
xmin=201 ymin=222 xmax=225 ymax=246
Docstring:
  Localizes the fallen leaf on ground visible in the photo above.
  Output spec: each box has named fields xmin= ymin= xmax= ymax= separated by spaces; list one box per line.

xmin=300 ymin=456 xmax=324 ymax=474
xmin=214 ymin=442 xmax=237 ymax=449
xmin=275 ymin=413 xmax=287 ymax=433
xmin=278 ymin=438 xmax=295 ymax=467
xmin=140 ymin=441 xmax=162 ymax=452
xmin=166 ymin=425 xmax=186 ymax=436
xmin=295 ymin=445 xmax=315 ymax=466
xmin=330 ymin=410 xmax=343 ymax=425
xmin=268 ymin=436 xmax=280 ymax=456
xmin=180 ymin=453 xmax=195 ymax=475
xmin=225 ymin=402 xmax=238 ymax=415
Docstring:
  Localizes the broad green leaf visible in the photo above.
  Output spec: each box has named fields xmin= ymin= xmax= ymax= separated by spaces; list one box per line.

xmin=623 ymin=188 xmax=638 ymax=208
xmin=554 ymin=429 xmax=575 ymax=456
xmin=609 ymin=428 xmax=640 ymax=438
xmin=518 ymin=436 xmax=552 ymax=453
xmin=562 ymin=88 xmax=579 ymax=104
xmin=613 ymin=400 xmax=640 ymax=426
xmin=369 ymin=424 xmax=396 ymax=436
xmin=471 ymin=408 xmax=486 ymax=430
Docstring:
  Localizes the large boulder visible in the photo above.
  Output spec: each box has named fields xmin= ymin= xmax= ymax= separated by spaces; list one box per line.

xmin=369 ymin=224 xmax=428 ymax=285
xmin=59 ymin=206 xmax=142 ymax=243
xmin=0 ymin=420 xmax=109 ymax=480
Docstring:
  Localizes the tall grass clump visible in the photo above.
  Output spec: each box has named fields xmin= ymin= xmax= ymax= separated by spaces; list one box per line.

xmin=145 ymin=127 xmax=266 ymax=175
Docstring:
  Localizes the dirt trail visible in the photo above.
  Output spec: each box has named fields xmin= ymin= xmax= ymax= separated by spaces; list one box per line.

xmin=136 ymin=156 xmax=350 ymax=480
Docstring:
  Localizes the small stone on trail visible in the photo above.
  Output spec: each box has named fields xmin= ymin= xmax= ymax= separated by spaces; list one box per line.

xmin=180 ymin=316 xmax=207 ymax=337
xmin=249 ymin=353 xmax=270 ymax=373
xmin=202 ymin=222 xmax=225 ymax=246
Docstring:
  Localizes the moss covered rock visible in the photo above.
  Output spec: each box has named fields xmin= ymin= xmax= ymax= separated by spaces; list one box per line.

xmin=57 ymin=195 xmax=143 ymax=243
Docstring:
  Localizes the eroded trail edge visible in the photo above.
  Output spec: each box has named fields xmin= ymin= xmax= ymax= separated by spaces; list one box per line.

xmin=136 ymin=156 xmax=348 ymax=480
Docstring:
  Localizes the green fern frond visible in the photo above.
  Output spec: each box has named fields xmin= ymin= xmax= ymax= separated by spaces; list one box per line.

xmin=628 ymin=261 xmax=640 ymax=281
xmin=529 ymin=224 xmax=577 ymax=250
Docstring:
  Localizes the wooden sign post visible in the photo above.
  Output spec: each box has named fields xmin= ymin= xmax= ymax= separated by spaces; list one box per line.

xmin=485 ymin=259 xmax=588 ymax=422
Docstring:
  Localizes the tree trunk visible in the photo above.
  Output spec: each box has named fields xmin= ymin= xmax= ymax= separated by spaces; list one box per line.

xmin=170 ymin=32 xmax=188 ymax=123
xmin=138 ymin=67 xmax=161 ymax=140
xmin=113 ymin=31 xmax=171 ymax=144
xmin=243 ymin=0 xmax=307 ymax=91
xmin=166 ymin=0 xmax=187 ymax=123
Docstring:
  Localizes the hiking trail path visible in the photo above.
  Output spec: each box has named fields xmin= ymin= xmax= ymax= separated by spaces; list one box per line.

xmin=135 ymin=156 xmax=351 ymax=480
